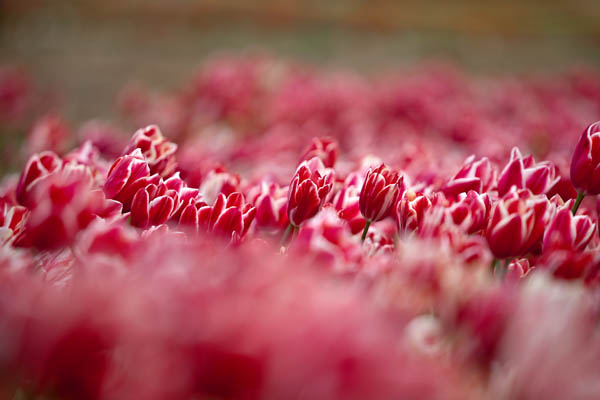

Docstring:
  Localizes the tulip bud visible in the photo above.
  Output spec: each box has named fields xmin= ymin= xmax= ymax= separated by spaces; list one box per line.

xmin=287 ymin=157 xmax=334 ymax=227
xmin=570 ymin=121 xmax=600 ymax=195
xmin=359 ymin=164 xmax=403 ymax=222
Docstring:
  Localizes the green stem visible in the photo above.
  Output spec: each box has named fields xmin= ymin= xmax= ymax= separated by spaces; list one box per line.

xmin=571 ymin=191 xmax=585 ymax=215
xmin=361 ymin=220 xmax=372 ymax=242
xmin=281 ymin=223 xmax=294 ymax=246
xmin=491 ymin=258 xmax=499 ymax=274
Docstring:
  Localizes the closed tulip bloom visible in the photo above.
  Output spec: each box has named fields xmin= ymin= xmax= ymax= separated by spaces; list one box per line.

xmin=486 ymin=189 xmax=552 ymax=259
xmin=359 ymin=164 xmax=403 ymax=223
xmin=570 ymin=121 xmax=600 ymax=195
xmin=287 ymin=157 xmax=334 ymax=227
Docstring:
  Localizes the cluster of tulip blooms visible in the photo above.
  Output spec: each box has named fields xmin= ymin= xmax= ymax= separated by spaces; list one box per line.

xmin=2 ymin=56 xmax=600 ymax=399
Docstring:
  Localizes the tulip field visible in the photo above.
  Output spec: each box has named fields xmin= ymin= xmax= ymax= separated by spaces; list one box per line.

xmin=2 ymin=56 xmax=600 ymax=399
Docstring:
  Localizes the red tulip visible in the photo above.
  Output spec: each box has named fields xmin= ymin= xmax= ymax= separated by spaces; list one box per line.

xmin=23 ymin=166 xmax=122 ymax=250
xmin=447 ymin=191 xmax=491 ymax=234
xmin=442 ymin=155 xmax=495 ymax=198
xmin=123 ymin=125 xmax=178 ymax=178
xmin=497 ymin=147 xmax=559 ymax=196
xmin=359 ymin=164 xmax=403 ymax=223
xmin=287 ymin=157 xmax=334 ymax=227
xmin=199 ymin=167 xmax=241 ymax=204
xmin=504 ymin=258 xmax=531 ymax=282
xmin=396 ymin=191 xmax=431 ymax=234
xmin=333 ymin=172 xmax=366 ymax=235
xmin=543 ymin=202 xmax=596 ymax=252
xmin=247 ymin=182 xmax=288 ymax=231
xmin=538 ymin=249 xmax=597 ymax=281
xmin=192 ymin=192 xmax=256 ymax=242
xmin=486 ymin=189 xmax=552 ymax=259
xmin=26 ymin=113 xmax=69 ymax=156
xmin=0 ymin=200 xmax=27 ymax=245
xmin=570 ymin=121 xmax=600 ymax=195
xmin=299 ymin=136 xmax=338 ymax=168
xmin=104 ymin=149 xmax=160 ymax=211
xmin=16 ymin=151 xmax=62 ymax=207
xmin=130 ymin=181 xmax=178 ymax=229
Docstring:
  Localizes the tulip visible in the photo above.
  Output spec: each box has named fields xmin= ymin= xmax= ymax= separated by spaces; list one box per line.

xmin=543 ymin=202 xmax=596 ymax=252
xmin=247 ymin=182 xmax=288 ymax=231
xmin=486 ymin=189 xmax=552 ymax=259
xmin=396 ymin=191 xmax=431 ymax=235
xmin=104 ymin=149 xmax=160 ymax=211
xmin=123 ymin=125 xmax=178 ymax=177
xmin=504 ymin=259 xmax=531 ymax=282
xmin=0 ymin=201 xmax=27 ymax=245
xmin=286 ymin=157 xmax=334 ymax=233
xmin=16 ymin=151 xmax=62 ymax=207
xmin=359 ymin=164 xmax=403 ymax=241
xmin=497 ymin=147 xmax=559 ymax=197
xmin=299 ymin=136 xmax=339 ymax=168
xmin=446 ymin=191 xmax=491 ymax=234
xmin=195 ymin=192 xmax=256 ymax=242
xmin=442 ymin=155 xmax=495 ymax=198
xmin=23 ymin=166 xmax=122 ymax=250
xmin=130 ymin=182 xmax=178 ymax=229
xmin=26 ymin=113 xmax=69 ymax=156
xmin=332 ymin=172 xmax=366 ymax=235
xmin=199 ymin=167 xmax=241 ymax=204
xmin=570 ymin=121 xmax=600 ymax=213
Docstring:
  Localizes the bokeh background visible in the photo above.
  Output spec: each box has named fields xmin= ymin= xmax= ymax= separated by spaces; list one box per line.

xmin=2 ymin=0 xmax=600 ymax=124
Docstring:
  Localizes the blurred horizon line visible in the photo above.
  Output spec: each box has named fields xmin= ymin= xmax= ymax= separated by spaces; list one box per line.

xmin=3 ymin=0 xmax=600 ymax=38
